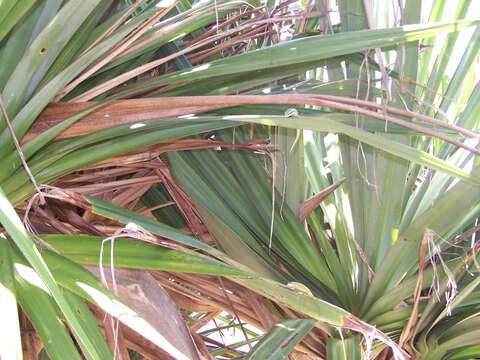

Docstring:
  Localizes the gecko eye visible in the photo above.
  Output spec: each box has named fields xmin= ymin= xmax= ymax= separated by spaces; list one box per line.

xmin=285 ymin=108 xmax=299 ymax=117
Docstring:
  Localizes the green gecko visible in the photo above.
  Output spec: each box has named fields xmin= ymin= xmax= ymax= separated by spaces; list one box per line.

xmin=286 ymin=282 xmax=313 ymax=296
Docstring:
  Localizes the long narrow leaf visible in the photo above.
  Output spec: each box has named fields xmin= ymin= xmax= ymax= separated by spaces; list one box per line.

xmin=0 ymin=238 xmax=22 ymax=360
xmin=0 ymin=187 xmax=106 ymax=360
xmin=247 ymin=320 xmax=316 ymax=360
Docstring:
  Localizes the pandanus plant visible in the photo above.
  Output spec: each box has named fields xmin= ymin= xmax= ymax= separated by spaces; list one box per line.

xmin=0 ymin=0 xmax=479 ymax=359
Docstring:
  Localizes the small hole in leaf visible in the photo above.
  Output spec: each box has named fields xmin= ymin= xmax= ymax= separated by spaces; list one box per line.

xmin=40 ymin=48 xmax=47 ymax=54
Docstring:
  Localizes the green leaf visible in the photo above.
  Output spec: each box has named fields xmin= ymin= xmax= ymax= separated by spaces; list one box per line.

xmin=10 ymin=247 xmax=201 ymax=360
xmin=0 ymin=12 xmax=140 ymax=158
xmin=6 ymin=120 xmax=237 ymax=204
xmin=1 ymin=0 xmax=102 ymax=118
xmin=83 ymin=194 xmax=229 ymax=259
xmin=13 ymin=256 xmax=82 ymax=360
xmin=0 ymin=238 xmax=22 ymax=360
xmin=246 ymin=319 xmax=315 ymax=360
xmin=61 ymin=290 xmax=113 ymax=359
xmin=0 ymin=187 xmax=106 ymax=360
xmin=326 ymin=336 xmax=361 ymax=360
xmin=119 ymin=19 xmax=480 ymax=98
xmin=0 ymin=101 xmax=108 ymax=183
xmin=53 ymin=195 xmax=399 ymax=350
xmin=40 ymin=234 xmax=243 ymax=277
xmin=0 ymin=0 xmax=37 ymax=43
xmin=223 ymin=115 xmax=480 ymax=184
